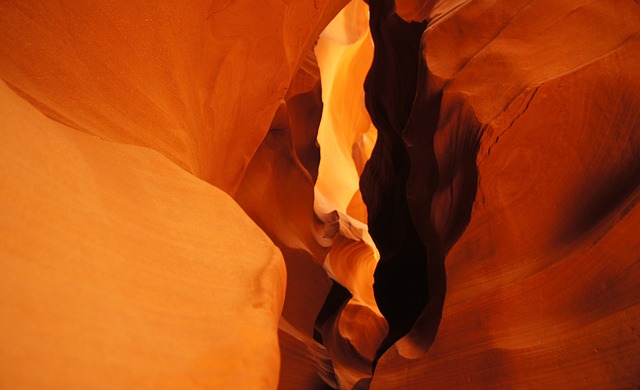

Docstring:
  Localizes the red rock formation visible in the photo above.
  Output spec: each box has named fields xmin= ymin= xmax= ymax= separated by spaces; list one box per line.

xmin=365 ymin=0 xmax=640 ymax=388
xmin=2 ymin=0 xmax=640 ymax=388
xmin=0 ymin=0 xmax=347 ymax=194
xmin=0 ymin=0 xmax=348 ymax=387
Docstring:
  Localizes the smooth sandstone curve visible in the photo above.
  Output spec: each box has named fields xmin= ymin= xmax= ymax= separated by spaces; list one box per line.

xmin=0 ymin=81 xmax=286 ymax=389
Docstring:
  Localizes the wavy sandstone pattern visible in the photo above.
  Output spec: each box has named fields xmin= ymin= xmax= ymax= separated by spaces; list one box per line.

xmin=367 ymin=0 xmax=640 ymax=388
xmin=1 ymin=0 xmax=639 ymax=388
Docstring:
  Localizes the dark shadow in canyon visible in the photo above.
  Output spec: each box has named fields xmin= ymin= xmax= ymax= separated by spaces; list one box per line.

xmin=314 ymin=281 xmax=352 ymax=345
xmin=359 ymin=0 xmax=430 ymax=366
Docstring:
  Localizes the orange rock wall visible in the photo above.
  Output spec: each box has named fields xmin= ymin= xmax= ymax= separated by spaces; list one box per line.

xmin=366 ymin=0 xmax=640 ymax=388
xmin=1 ymin=0 xmax=640 ymax=388
xmin=0 ymin=80 xmax=286 ymax=388
xmin=0 ymin=0 xmax=348 ymax=387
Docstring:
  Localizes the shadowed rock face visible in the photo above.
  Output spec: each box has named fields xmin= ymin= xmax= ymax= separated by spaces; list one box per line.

xmin=360 ymin=0 xmax=430 ymax=363
xmin=2 ymin=0 xmax=640 ymax=389
xmin=368 ymin=0 xmax=640 ymax=388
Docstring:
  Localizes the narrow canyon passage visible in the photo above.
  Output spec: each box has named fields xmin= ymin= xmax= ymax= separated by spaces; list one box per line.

xmin=1 ymin=0 xmax=640 ymax=389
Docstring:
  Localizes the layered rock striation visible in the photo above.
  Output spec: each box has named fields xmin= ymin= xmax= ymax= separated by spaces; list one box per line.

xmin=365 ymin=0 xmax=640 ymax=388
xmin=1 ymin=0 xmax=639 ymax=388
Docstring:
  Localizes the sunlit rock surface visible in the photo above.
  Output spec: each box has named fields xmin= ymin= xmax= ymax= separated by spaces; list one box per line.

xmin=1 ymin=0 xmax=640 ymax=388
xmin=0 ymin=0 xmax=347 ymax=194
xmin=0 ymin=0 xmax=345 ymax=388
xmin=0 ymin=81 xmax=286 ymax=388
xmin=237 ymin=1 xmax=385 ymax=387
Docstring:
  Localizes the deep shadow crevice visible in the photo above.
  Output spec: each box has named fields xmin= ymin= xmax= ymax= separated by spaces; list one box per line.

xmin=360 ymin=0 xmax=430 ymax=367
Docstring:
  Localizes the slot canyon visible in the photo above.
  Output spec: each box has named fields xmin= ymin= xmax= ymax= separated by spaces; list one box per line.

xmin=1 ymin=0 xmax=639 ymax=388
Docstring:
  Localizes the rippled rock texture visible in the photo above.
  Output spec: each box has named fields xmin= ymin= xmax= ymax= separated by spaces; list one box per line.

xmin=366 ymin=0 xmax=640 ymax=388
xmin=1 ymin=0 xmax=639 ymax=388
xmin=0 ymin=0 xmax=346 ymax=387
